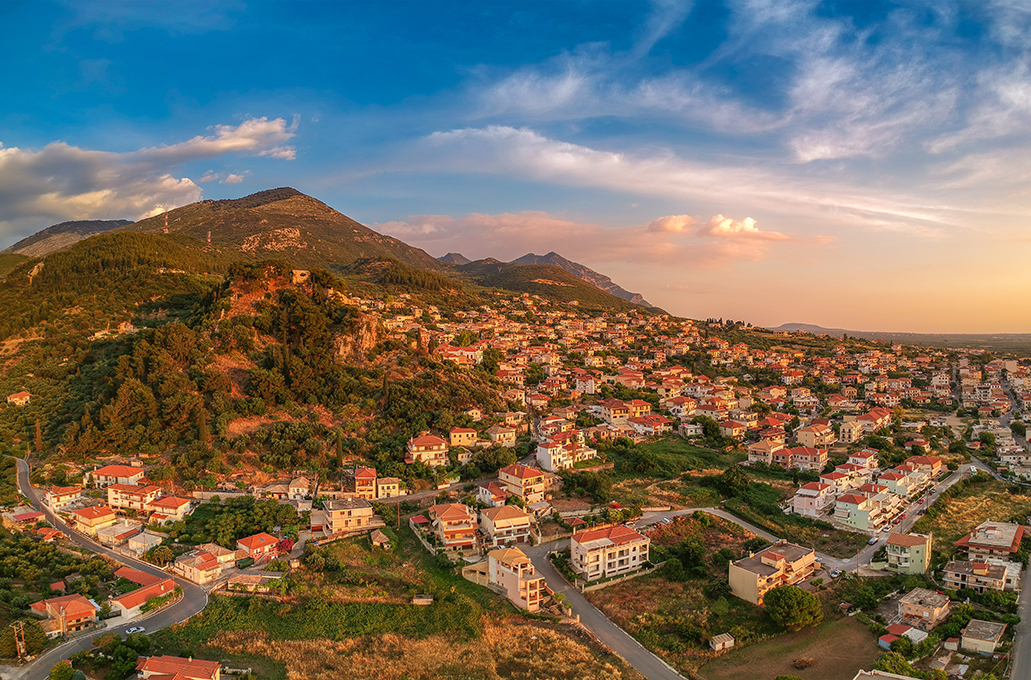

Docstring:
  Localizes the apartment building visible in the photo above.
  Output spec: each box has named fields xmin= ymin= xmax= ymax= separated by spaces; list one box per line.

xmin=729 ymin=541 xmax=816 ymax=605
xmin=479 ymin=505 xmax=533 ymax=548
xmin=954 ymin=522 xmax=1026 ymax=562
xmin=428 ymin=503 xmax=479 ymax=551
xmin=792 ymin=482 xmax=834 ymax=518
xmin=405 ymin=432 xmax=449 ymax=467
xmin=570 ymin=525 xmax=650 ymax=582
xmin=897 ymin=587 xmax=950 ymax=631
xmin=107 ymin=484 xmax=162 ymax=513
xmin=942 ymin=560 xmax=1007 ymax=593
xmin=318 ymin=497 xmax=383 ymax=536
xmin=885 ymin=533 xmax=932 ymax=575
xmin=498 ymin=463 xmax=545 ymax=503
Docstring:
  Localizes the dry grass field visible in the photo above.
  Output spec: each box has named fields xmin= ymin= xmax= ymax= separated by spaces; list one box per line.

xmin=209 ymin=617 xmax=646 ymax=680
xmin=697 ymin=616 xmax=882 ymax=680
xmin=911 ymin=477 xmax=1031 ymax=548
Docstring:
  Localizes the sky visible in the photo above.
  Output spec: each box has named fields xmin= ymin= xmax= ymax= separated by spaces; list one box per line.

xmin=2 ymin=0 xmax=1030 ymax=333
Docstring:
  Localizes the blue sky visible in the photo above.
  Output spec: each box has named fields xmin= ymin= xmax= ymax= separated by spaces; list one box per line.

xmin=2 ymin=0 xmax=1030 ymax=332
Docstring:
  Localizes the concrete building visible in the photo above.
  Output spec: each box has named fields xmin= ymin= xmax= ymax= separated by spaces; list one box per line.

xmin=486 ymin=547 xmax=545 ymax=612
xmin=28 ymin=594 xmax=97 ymax=638
xmin=792 ymin=482 xmax=834 ymax=518
xmin=405 ymin=432 xmax=449 ymax=467
xmin=45 ymin=486 xmax=82 ymax=510
xmin=961 ymin=619 xmax=1007 ymax=654
xmin=427 ymin=503 xmax=478 ymax=551
xmin=943 ymin=560 xmax=1007 ymax=593
xmin=479 ymin=505 xmax=533 ymax=548
xmin=570 ymin=525 xmax=650 ymax=582
xmin=897 ymin=587 xmax=950 ymax=631
xmin=89 ymin=465 xmax=145 ymax=488
xmin=954 ymin=522 xmax=1026 ymax=562
xmin=498 ymin=464 xmax=545 ymax=503
xmin=729 ymin=541 xmax=816 ymax=605
xmin=886 ymin=533 xmax=932 ymax=574
xmin=70 ymin=505 xmax=117 ymax=536
xmin=315 ymin=497 xmax=383 ymax=537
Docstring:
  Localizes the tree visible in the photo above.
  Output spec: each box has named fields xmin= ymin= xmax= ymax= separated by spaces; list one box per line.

xmin=49 ymin=661 xmax=75 ymax=680
xmin=764 ymin=586 xmax=824 ymax=631
xmin=146 ymin=545 xmax=175 ymax=566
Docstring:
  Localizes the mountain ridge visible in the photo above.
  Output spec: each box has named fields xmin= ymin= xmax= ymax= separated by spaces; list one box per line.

xmin=509 ymin=251 xmax=650 ymax=306
xmin=2 ymin=219 xmax=134 ymax=257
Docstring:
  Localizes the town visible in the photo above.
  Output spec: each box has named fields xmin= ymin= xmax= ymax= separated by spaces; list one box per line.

xmin=1 ymin=270 xmax=1029 ymax=680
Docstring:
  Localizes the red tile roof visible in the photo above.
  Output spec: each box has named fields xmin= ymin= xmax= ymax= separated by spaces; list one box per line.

xmin=136 ymin=655 xmax=221 ymax=680
xmin=237 ymin=532 xmax=278 ymax=552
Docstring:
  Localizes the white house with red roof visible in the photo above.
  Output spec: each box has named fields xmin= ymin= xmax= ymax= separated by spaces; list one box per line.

xmin=89 ymin=465 xmax=146 ymax=488
xmin=236 ymin=532 xmax=278 ymax=561
xmin=570 ymin=525 xmax=650 ymax=582
xmin=405 ymin=432 xmax=449 ymax=467
xmin=792 ymin=482 xmax=834 ymax=518
xmin=137 ymin=655 xmax=221 ymax=680
xmin=29 ymin=594 xmax=97 ymax=638
xmin=5 ymin=391 xmax=31 ymax=406
xmin=110 ymin=577 xmax=177 ymax=619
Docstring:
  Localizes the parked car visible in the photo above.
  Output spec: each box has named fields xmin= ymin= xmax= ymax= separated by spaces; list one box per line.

xmin=830 ymin=570 xmax=842 ymax=578
xmin=918 ymin=498 xmax=924 ymax=504
xmin=125 ymin=627 xmax=145 ymax=634
xmin=882 ymin=525 xmax=892 ymax=532
xmin=868 ymin=537 xmax=878 ymax=545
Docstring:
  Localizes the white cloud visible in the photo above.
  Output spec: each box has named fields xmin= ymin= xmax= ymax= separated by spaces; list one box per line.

xmin=222 ymin=173 xmax=245 ymax=184
xmin=375 ymin=208 xmax=801 ymax=268
xmin=0 ymin=117 xmax=297 ymax=248
xmin=197 ymin=170 xmax=220 ymax=183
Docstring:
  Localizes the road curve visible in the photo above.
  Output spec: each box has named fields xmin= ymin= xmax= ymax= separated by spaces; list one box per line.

xmin=6 ymin=457 xmax=208 ymax=680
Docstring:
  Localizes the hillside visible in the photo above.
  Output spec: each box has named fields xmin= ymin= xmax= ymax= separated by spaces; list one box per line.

xmin=1 ymin=219 xmax=133 ymax=257
xmin=117 ymin=188 xmax=445 ymax=272
xmin=511 ymin=251 xmax=650 ymax=306
xmin=0 ymin=254 xmax=30 ymax=281
xmin=771 ymin=323 xmax=1031 ymax=353
xmin=455 ymin=258 xmax=639 ymax=312
xmin=438 ymin=252 xmax=471 ymax=265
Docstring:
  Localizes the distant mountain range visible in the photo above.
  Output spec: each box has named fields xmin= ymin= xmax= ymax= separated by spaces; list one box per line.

xmin=2 ymin=219 xmax=132 ymax=257
xmin=770 ymin=323 xmax=1031 ymax=352
xmin=439 ymin=250 xmax=651 ymax=307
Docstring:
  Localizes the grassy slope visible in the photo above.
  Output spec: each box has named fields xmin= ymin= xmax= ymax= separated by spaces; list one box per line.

xmin=0 ymin=254 xmax=30 ymax=281
xmin=455 ymin=260 xmax=639 ymax=313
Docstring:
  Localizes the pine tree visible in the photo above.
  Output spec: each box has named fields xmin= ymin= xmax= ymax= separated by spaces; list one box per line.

xmin=34 ymin=419 xmax=43 ymax=455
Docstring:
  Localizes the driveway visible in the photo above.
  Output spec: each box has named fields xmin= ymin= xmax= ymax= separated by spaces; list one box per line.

xmin=6 ymin=458 xmax=209 ymax=680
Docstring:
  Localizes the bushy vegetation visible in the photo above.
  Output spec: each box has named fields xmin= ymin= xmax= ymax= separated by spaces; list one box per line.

xmin=164 ymin=496 xmax=301 ymax=548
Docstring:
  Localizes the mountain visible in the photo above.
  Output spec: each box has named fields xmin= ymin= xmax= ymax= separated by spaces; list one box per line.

xmin=770 ymin=323 xmax=852 ymax=337
xmin=510 ymin=252 xmax=650 ymax=306
xmin=769 ymin=323 xmax=1031 ymax=352
xmin=438 ymin=252 xmax=471 ymax=265
xmin=2 ymin=219 xmax=133 ymax=257
xmin=455 ymin=258 xmax=638 ymax=312
xmin=115 ymin=187 xmax=445 ymax=272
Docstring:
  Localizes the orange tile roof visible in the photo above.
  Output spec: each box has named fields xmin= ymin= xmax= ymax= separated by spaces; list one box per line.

xmin=73 ymin=505 xmax=115 ymax=521
xmin=112 ymin=578 xmax=175 ymax=610
xmin=93 ymin=465 xmax=146 ymax=478
xmin=237 ymin=532 xmax=277 ymax=551
xmin=136 ymin=655 xmax=221 ymax=680
xmin=574 ymin=525 xmax=646 ymax=546
xmin=499 ymin=463 xmax=543 ymax=480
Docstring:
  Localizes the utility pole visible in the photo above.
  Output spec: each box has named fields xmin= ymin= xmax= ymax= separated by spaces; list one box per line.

xmin=10 ymin=621 xmax=26 ymax=660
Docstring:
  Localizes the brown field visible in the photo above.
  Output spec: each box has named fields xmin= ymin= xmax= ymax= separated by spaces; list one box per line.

xmin=697 ymin=616 xmax=882 ymax=680
xmin=209 ymin=617 xmax=646 ymax=680
xmin=911 ymin=478 xmax=1031 ymax=548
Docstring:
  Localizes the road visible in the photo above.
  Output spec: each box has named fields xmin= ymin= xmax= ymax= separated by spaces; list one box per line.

xmin=1012 ymin=575 xmax=1031 ymax=680
xmin=525 ymin=540 xmax=688 ymax=680
xmin=6 ymin=458 xmax=209 ymax=680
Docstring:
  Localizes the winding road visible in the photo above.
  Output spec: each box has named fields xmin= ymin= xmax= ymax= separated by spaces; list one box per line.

xmin=5 ymin=458 xmax=208 ymax=680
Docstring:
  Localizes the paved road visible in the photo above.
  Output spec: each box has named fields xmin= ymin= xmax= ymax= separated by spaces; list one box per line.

xmin=1012 ymin=575 xmax=1031 ymax=680
xmin=6 ymin=458 xmax=209 ymax=680
xmin=525 ymin=540 xmax=687 ymax=680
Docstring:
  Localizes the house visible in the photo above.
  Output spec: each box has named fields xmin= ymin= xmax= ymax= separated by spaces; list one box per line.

xmin=498 ymin=464 xmax=545 ymax=503
xmin=173 ymin=550 xmax=222 ymax=584
xmin=147 ymin=496 xmax=193 ymax=524
xmin=796 ymin=423 xmax=836 ymax=448
xmin=107 ymin=484 xmax=162 ymax=513
xmin=89 ymin=465 xmax=146 ymax=488
xmin=747 ymin=439 xmax=785 ymax=465
xmin=792 ymin=482 xmax=834 ymax=518
xmin=3 ymin=510 xmax=46 ymax=532
xmin=729 ymin=541 xmax=816 ymax=605
xmin=849 ymin=449 xmax=879 ymax=469
xmin=709 ymin=633 xmax=735 ymax=652
xmin=236 ymin=532 xmax=279 ymax=560
xmin=886 ymin=533 xmax=932 ymax=574
xmin=127 ymin=530 xmax=164 ymax=557
xmin=450 ymin=427 xmax=478 ymax=448
xmin=479 ymin=505 xmax=533 ymax=548
xmin=427 ymin=503 xmax=478 ymax=551
xmin=834 ymin=493 xmax=883 ymax=531
xmin=877 ymin=471 xmax=914 ymax=497
xmin=71 ymin=505 xmax=117 ymax=536
xmin=354 ymin=467 xmax=377 ymax=499
xmin=954 ymin=522 xmax=1026 ymax=562
xmin=405 ymin=432 xmax=449 ymax=467
xmin=571 ymin=525 xmax=650 ymax=582
xmin=485 ymin=424 xmax=518 ymax=448
xmin=782 ymin=446 xmax=828 ymax=471
xmin=377 ymin=477 xmax=402 ymax=498
xmin=317 ymin=498 xmax=383 ymax=536
xmin=628 ymin=414 xmax=674 ymax=436
xmin=110 ymin=577 xmax=176 ymax=619
xmin=287 ymin=477 xmax=309 ymax=500
xmin=96 ymin=520 xmax=142 ymax=547
xmin=137 ymin=655 xmax=221 ymax=680
xmin=904 ymin=455 xmax=943 ymax=477
xmin=596 ymin=398 xmax=630 ymax=425
xmin=6 ymin=391 xmax=31 ymax=406
xmin=838 ymin=419 xmax=864 ymax=444
xmin=718 ymin=420 xmax=747 ymax=440
xmin=28 ymin=594 xmax=97 ymax=638
xmin=370 ymin=529 xmax=391 ymax=549
xmin=463 ymin=547 xmax=545 ymax=612
xmin=961 ymin=620 xmax=1007 ymax=654
xmin=536 ymin=430 xmax=597 ymax=472
xmin=857 ymin=407 xmax=893 ymax=433
xmin=943 ymin=560 xmax=1007 ymax=593
xmin=476 ymin=481 xmax=512 ymax=507
xmin=897 ymin=588 xmax=950 ymax=631
xmin=45 ymin=486 xmax=82 ymax=510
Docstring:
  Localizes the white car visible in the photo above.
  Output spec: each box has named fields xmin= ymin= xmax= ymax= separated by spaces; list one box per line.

xmin=125 ymin=627 xmax=145 ymax=634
